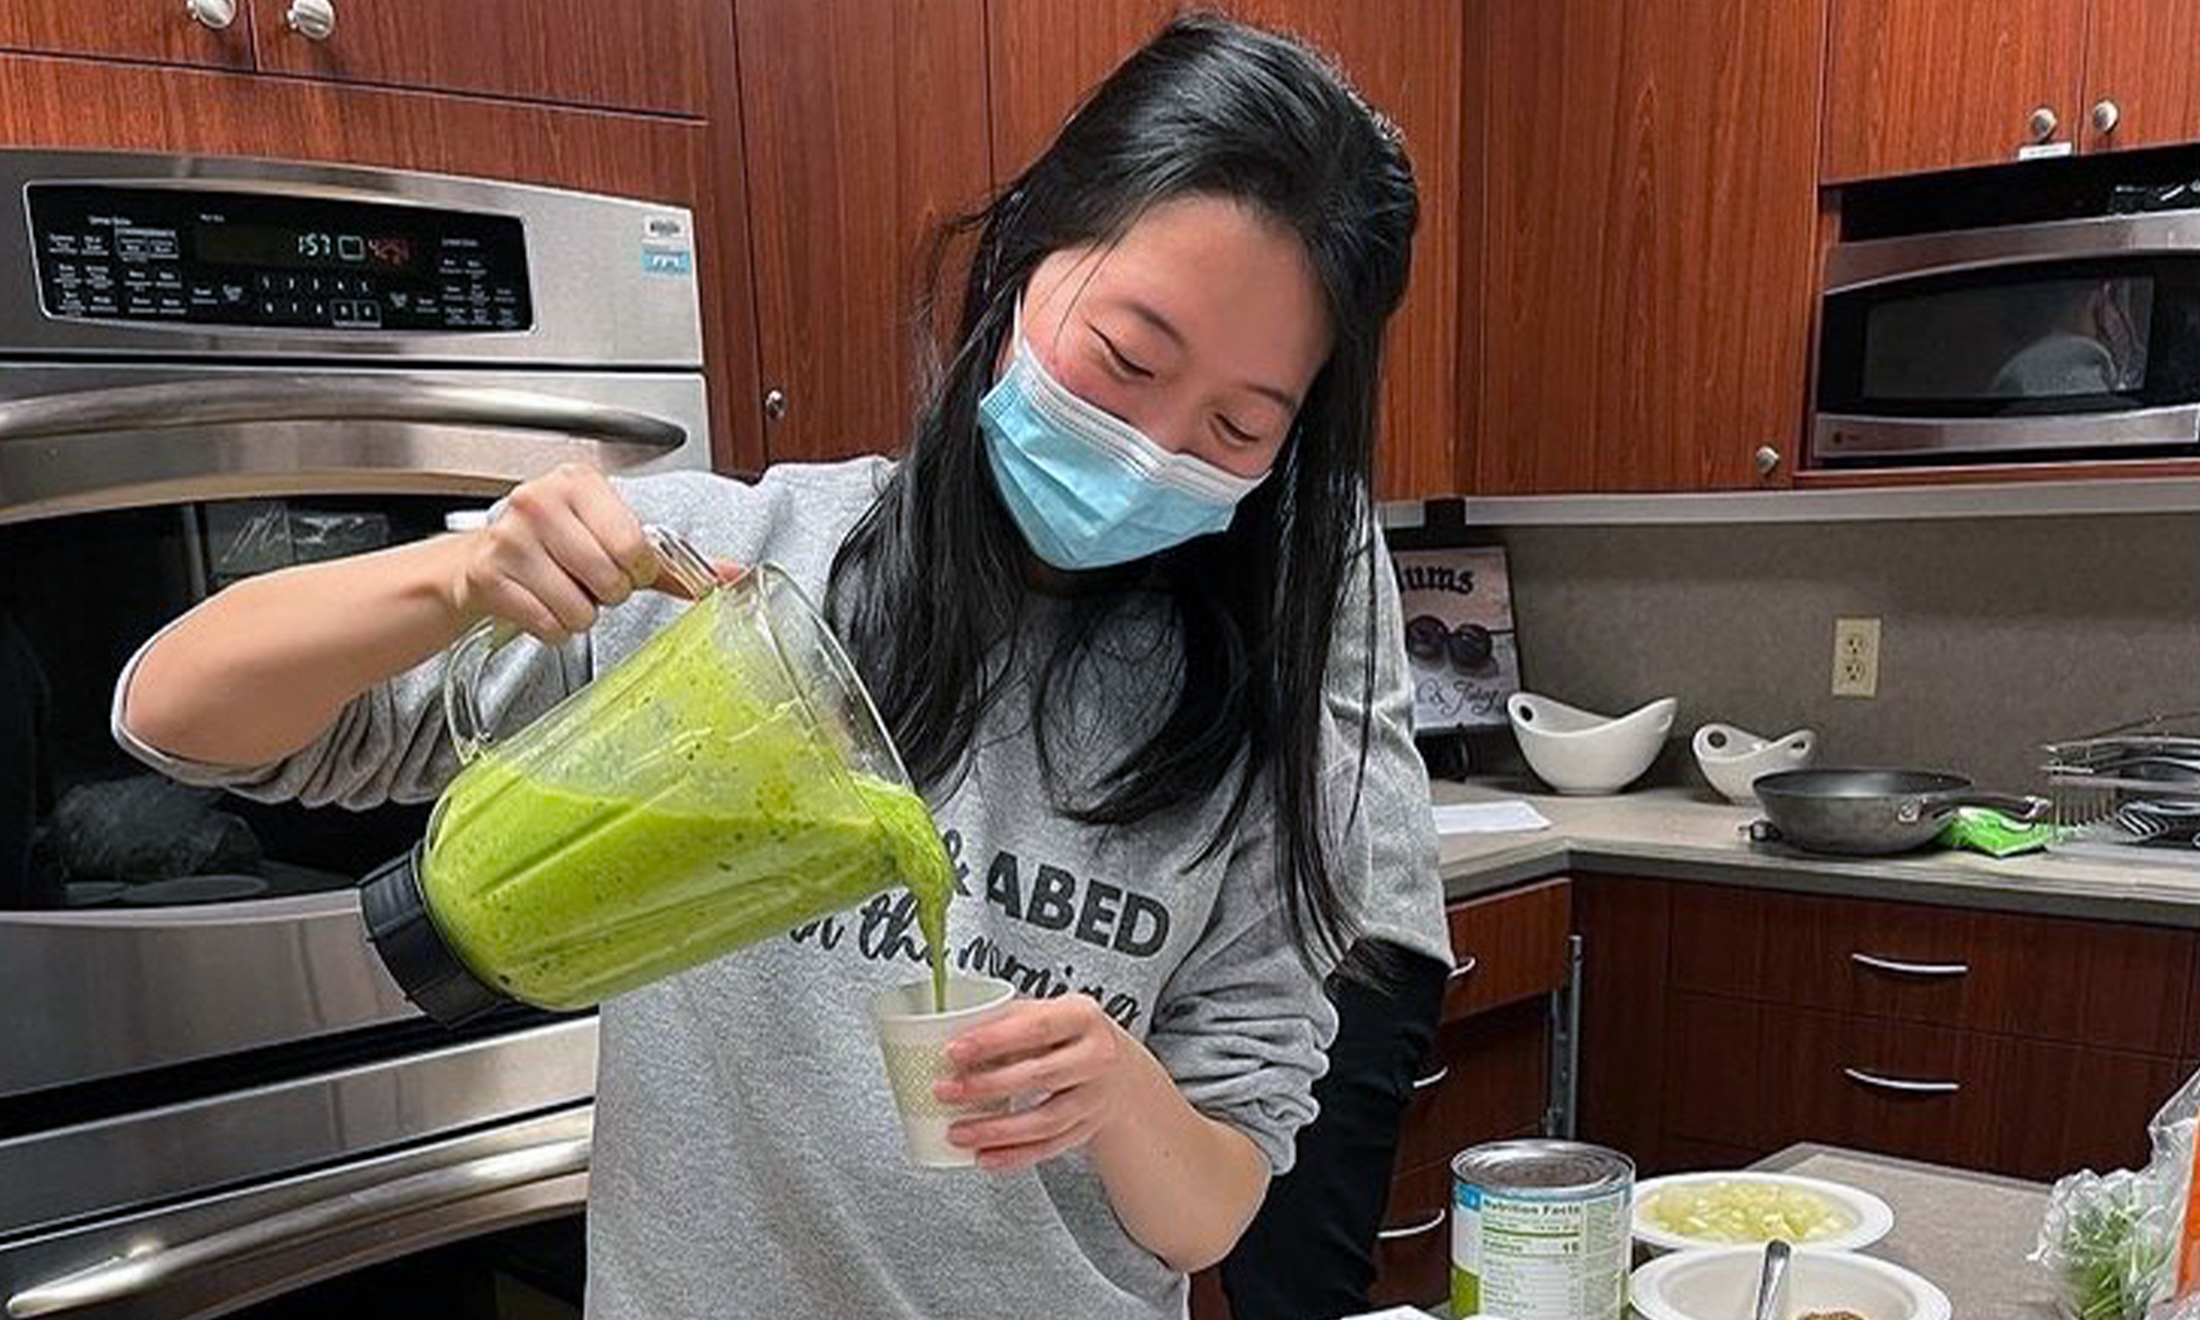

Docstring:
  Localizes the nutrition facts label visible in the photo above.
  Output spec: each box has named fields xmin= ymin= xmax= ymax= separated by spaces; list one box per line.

xmin=1451 ymin=1184 xmax=1628 ymax=1320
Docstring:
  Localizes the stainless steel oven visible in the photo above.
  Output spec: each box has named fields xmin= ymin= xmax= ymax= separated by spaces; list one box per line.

xmin=1815 ymin=203 xmax=2200 ymax=464
xmin=0 ymin=148 xmax=707 ymax=1319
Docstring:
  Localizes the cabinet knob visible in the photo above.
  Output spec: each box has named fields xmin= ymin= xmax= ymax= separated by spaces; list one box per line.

xmin=762 ymin=388 xmax=789 ymax=422
xmin=186 ymin=0 xmax=237 ymax=30
xmin=2028 ymin=106 xmax=2060 ymax=142
xmin=1754 ymin=444 xmax=1782 ymax=476
xmin=2093 ymin=99 xmax=2122 ymax=135
xmin=285 ymin=0 xmax=336 ymax=41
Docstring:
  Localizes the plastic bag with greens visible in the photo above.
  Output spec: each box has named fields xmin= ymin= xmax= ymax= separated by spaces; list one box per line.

xmin=2034 ymin=1065 xmax=2200 ymax=1319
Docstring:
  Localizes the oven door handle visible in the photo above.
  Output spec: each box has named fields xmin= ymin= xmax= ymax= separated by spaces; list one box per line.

xmin=0 ymin=376 xmax=687 ymax=449
xmin=4 ymin=1135 xmax=591 ymax=1318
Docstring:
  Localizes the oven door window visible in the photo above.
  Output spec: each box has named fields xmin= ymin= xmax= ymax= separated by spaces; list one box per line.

xmin=0 ymin=498 xmax=470 ymax=912
xmin=1820 ymin=257 xmax=2200 ymax=416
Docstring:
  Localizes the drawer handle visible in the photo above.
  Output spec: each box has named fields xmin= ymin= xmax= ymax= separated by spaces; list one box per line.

xmin=1843 ymin=1066 xmax=1960 ymax=1096
xmin=1446 ymin=955 xmax=1480 ymax=983
xmin=1851 ymin=952 xmax=1969 ymax=978
xmin=1412 ymin=1065 xmax=1451 ymax=1091
xmin=1376 ymin=1210 xmax=1447 ymax=1241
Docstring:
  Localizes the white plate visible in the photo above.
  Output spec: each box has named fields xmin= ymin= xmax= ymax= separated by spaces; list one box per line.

xmin=1633 ymin=1171 xmax=1894 ymax=1253
xmin=1630 ymin=1245 xmax=1949 ymax=1320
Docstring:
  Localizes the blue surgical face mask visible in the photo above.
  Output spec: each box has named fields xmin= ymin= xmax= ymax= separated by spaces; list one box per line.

xmin=978 ymin=308 xmax=1269 ymax=571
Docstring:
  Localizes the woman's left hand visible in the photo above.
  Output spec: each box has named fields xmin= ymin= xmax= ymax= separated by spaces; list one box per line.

xmin=936 ymin=995 xmax=1139 ymax=1171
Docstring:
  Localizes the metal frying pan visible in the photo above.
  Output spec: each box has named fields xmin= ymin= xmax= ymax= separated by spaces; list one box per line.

xmin=1753 ymin=768 xmax=2051 ymax=856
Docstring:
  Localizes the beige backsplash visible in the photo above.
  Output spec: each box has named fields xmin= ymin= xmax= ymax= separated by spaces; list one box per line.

xmin=1449 ymin=511 xmax=2200 ymax=795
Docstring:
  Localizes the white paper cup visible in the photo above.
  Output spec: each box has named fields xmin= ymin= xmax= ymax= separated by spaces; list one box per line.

xmin=869 ymin=974 xmax=1018 ymax=1168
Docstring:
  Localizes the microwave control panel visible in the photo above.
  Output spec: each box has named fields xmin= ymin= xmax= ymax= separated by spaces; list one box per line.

xmin=26 ymin=185 xmax=534 ymax=333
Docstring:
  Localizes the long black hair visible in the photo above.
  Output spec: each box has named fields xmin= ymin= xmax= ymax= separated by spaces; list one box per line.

xmin=826 ymin=13 xmax=1419 ymax=967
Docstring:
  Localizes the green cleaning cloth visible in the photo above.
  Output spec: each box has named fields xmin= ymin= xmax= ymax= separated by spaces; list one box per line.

xmin=1939 ymin=806 xmax=2067 ymax=858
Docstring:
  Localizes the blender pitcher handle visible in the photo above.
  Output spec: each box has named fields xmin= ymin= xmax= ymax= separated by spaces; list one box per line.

xmin=443 ymin=618 xmax=522 ymax=765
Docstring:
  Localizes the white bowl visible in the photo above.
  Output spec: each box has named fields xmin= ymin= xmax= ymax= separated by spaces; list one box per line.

xmin=1630 ymin=1246 xmax=1949 ymax=1320
xmin=1507 ymin=693 xmax=1677 ymax=795
xmin=1692 ymin=723 xmax=1818 ymax=804
xmin=1633 ymin=1172 xmax=1893 ymax=1254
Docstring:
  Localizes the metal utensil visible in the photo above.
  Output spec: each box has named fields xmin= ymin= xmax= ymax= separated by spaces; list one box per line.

xmin=1754 ymin=768 xmax=2050 ymax=856
xmin=1753 ymin=1238 xmax=1792 ymax=1320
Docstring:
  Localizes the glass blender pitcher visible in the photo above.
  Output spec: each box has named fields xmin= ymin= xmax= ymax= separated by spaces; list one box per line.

xmin=361 ymin=529 xmax=952 ymax=1025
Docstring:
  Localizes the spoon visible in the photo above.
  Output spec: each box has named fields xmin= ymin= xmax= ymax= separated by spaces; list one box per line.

xmin=1753 ymin=1238 xmax=1792 ymax=1320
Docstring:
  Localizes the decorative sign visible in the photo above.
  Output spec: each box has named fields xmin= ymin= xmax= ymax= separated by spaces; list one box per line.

xmin=1394 ymin=546 xmax=1520 ymax=733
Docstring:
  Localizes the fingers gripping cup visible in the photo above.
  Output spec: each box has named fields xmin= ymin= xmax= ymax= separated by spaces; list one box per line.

xmin=360 ymin=532 xmax=957 ymax=1025
xmin=870 ymin=975 xmax=1019 ymax=1168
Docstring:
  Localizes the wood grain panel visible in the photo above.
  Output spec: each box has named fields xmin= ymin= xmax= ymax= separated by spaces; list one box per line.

xmin=1823 ymin=0 xmax=2086 ymax=182
xmin=737 ymin=0 xmax=993 ymax=464
xmin=1368 ymin=1160 xmax=1456 ymax=1310
xmin=0 ymin=0 xmax=252 ymax=69
xmin=246 ymin=0 xmax=708 ymax=116
xmin=986 ymin=0 xmax=1463 ymax=500
xmin=1441 ymin=878 xmax=1572 ymax=1021
xmin=1668 ymin=883 xmax=2196 ymax=1057
xmin=702 ymin=0 xmax=764 ymax=473
xmin=2082 ymin=0 xmax=2200 ymax=155
xmin=1574 ymin=874 xmax=1671 ymax=1172
xmin=1465 ymin=0 xmax=1823 ymax=493
xmin=0 ymin=53 xmax=739 ymax=470
xmin=1669 ymin=993 xmax=2183 ymax=1180
xmin=1396 ymin=998 xmax=1551 ymax=1171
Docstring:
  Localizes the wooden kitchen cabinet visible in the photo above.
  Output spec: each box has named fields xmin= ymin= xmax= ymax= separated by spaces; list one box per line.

xmin=0 ymin=0 xmax=253 ymax=70
xmin=2079 ymin=0 xmax=2200 ymax=155
xmin=1826 ymin=0 xmax=2200 ymax=179
xmin=1823 ymin=0 xmax=2086 ymax=183
xmin=1460 ymin=0 xmax=1826 ymax=494
xmin=986 ymin=0 xmax=1465 ymax=502
xmin=243 ymin=0 xmax=710 ymax=116
xmin=1667 ymin=993 xmax=2182 ymax=1182
xmin=1668 ymin=883 xmax=2197 ymax=1057
xmin=1574 ymin=874 xmax=1673 ymax=1172
xmin=733 ymin=0 xmax=992 ymax=465
xmin=1585 ymin=875 xmax=2199 ymax=1184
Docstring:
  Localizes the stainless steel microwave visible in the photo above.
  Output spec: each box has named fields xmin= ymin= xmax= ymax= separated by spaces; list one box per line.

xmin=1814 ymin=209 xmax=2200 ymax=463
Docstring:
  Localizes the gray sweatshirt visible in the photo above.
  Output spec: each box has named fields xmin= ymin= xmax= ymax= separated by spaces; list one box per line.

xmin=113 ymin=457 xmax=1448 ymax=1320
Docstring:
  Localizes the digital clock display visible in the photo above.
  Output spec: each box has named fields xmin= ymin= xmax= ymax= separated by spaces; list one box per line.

xmin=195 ymin=224 xmax=423 ymax=272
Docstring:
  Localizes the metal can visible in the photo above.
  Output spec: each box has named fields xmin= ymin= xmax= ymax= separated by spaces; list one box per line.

xmin=1451 ymin=1139 xmax=1634 ymax=1320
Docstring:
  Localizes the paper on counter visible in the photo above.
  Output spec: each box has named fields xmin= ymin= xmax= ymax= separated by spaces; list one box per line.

xmin=1339 ymin=1309 xmax=1445 ymax=1320
xmin=1432 ymin=800 xmax=1552 ymax=835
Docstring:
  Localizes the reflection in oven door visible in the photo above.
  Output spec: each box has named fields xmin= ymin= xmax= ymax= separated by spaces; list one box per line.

xmin=2 ymin=1101 xmax=593 ymax=1320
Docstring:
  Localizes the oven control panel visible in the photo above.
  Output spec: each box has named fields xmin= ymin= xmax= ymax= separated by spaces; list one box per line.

xmin=26 ymin=185 xmax=534 ymax=333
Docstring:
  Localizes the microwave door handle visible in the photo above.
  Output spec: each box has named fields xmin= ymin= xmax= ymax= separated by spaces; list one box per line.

xmin=3 ymin=1135 xmax=591 ymax=1318
xmin=0 ymin=377 xmax=686 ymax=451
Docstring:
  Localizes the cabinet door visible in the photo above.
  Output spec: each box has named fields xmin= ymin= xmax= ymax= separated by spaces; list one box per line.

xmin=1823 ymin=0 xmax=2086 ymax=182
xmin=2081 ymin=0 xmax=2200 ymax=155
xmin=0 ymin=0 xmax=251 ymax=69
xmin=1668 ymin=883 xmax=2197 ymax=1057
xmin=1666 ymin=994 xmax=2181 ymax=1181
xmin=1574 ymin=876 xmax=1672 ymax=1172
xmin=986 ymin=0 xmax=1463 ymax=502
xmin=245 ymin=0 xmax=708 ymax=116
xmin=0 ymin=53 xmax=739 ymax=469
xmin=736 ymin=0 xmax=991 ymax=464
xmin=1464 ymin=0 xmax=1824 ymax=493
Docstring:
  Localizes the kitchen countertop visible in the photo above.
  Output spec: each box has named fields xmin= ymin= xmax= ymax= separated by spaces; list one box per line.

xmin=1754 ymin=1145 xmax=2056 ymax=1319
xmin=1434 ymin=778 xmax=2200 ymax=928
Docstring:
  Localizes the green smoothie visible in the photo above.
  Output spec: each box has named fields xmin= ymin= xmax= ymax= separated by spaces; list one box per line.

xmin=421 ymin=596 xmax=955 ymax=1011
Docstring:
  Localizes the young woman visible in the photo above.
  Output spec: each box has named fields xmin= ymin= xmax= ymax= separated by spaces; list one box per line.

xmin=115 ymin=16 xmax=1448 ymax=1319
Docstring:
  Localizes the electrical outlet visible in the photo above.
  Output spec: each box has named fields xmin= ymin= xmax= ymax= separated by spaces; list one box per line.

xmin=1832 ymin=617 xmax=1881 ymax=698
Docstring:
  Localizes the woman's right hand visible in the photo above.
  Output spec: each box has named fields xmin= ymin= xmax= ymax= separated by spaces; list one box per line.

xmin=448 ymin=463 xmax=669 ymax=644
